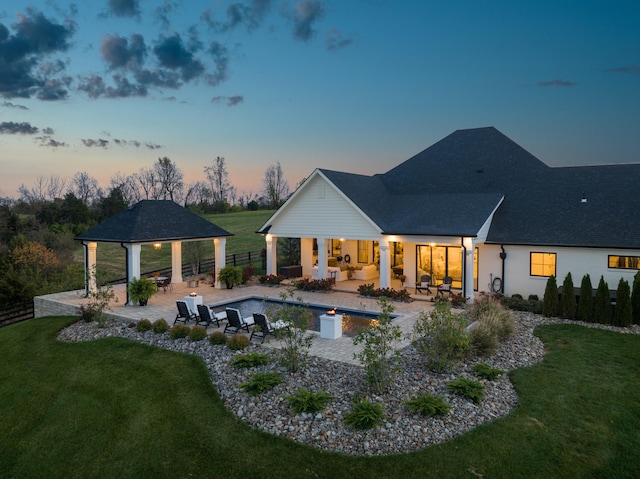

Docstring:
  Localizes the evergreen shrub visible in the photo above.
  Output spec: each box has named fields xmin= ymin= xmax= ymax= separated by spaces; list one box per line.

xmin=136 ymin=319 xmax=152 ymax=332
xmin=577 ymin=274 xmax=594 ymax=322
xmin=542 ymin=275 xmax=559 ymax=317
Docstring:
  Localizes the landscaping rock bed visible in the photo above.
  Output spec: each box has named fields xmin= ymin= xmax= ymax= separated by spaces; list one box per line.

xmin=57 ymin=312 xmax=639 ymax=456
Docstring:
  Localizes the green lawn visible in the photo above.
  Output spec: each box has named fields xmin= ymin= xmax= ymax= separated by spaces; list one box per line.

xmin=0 ymin=318 xmax=638 ymax=478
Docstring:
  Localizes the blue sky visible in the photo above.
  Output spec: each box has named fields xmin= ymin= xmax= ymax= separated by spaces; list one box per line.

xmin=1 ymin=0 xmax=639 ymax=200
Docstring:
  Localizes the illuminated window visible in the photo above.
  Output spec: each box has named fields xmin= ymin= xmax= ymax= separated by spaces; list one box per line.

xmin=357 ymin=240 xmax=370 ymax=263
xmin=608 ymin=255 xmax=640 ymax=270
xmin=530 ymin=252 xmax=556 ymax=277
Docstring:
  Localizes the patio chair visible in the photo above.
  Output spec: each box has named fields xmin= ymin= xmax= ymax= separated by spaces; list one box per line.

xmin=196 ymin=304 xmax=223 ymax=329
xmin=249 ymin=313 xmax=288 ymax=343
xmin=415 ymin=274 xmax=432 ymax=295
xmin=437 ymin=276 xmax=453 ymax=297
xmin=175 ymin=300 xmax=197 ymax=325
xmin=158 ymin=276 xmax=172 ymax=293
xmin=223 ymin=307 xmax=254 ymax=335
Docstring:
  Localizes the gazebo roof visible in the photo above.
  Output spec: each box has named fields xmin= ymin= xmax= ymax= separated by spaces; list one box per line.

xmin=76 ymin=200 xmax=233 ymax=243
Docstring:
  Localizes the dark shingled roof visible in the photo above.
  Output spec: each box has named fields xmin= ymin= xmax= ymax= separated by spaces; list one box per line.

xmin=318 ymin=127 xmax=640 ymax=248
xmin=76 ymin=200 xmax=232 ymax=243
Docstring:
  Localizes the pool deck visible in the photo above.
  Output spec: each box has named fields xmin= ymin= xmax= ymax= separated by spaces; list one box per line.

xmin=35 ymin=280 xmax=438 ymax=365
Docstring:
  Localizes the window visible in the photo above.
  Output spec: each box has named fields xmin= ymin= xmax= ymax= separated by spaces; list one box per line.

xmin=357 ymin=240 xmax=370 ymax=263
xmin=609 ymin=255 xmax=640 ymax=270
xmin=530 ymin=252 xmax=556 ymax=277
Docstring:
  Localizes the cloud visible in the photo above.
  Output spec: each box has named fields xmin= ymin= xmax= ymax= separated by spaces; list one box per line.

xmin=35 ymin=135 xmax=67 ymax=147
xmin=205 ymin=41 xmax=229 ymax=86
xmin=0 ymin=9 xmax=76 ymax=100
xmin=0 ymin=121 xmax=39 ymax=134
xmin=605 ymin=65 xmax=640 ymax=75
xmin=202 ymin=0 xmax=273 ymax=33
xmin=111 ymin=138 xmax=162 ymax=149
xmin=537 ymin=79 xmax=576 ymax=87
xmin=326 ymin=28 xmax=352 ymax=51
xmin=1 ymin=101 xmax=29 ymax=110
xmin=211 ymin=95 xmax=244 ymax=106
xmin=145 ymin=142 xmax=162 ymax=149
xmin=153 ymin=33 xmax=205 ymax=81
xmin=77 ymin=73 xmax=148 ymax=98
xmin=155 ymin=0 xmax=180 ymax=29
xmin=81 ymin=138 xmax=109 ymax=148
xmin=107 ymin=0 xmax=140 ymax=18
xmin=291 ymin=0 xmax=325 ymax=42
xmin=100 ymin=34 xmax=146 ymax=70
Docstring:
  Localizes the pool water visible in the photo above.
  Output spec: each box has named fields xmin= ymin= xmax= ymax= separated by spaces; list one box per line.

xmin=210 ymin=297 xmax=394 ymax=338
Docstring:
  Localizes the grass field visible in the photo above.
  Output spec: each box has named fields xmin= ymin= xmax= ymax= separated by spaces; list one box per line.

xmin=0 ymin=318 xmax=638 ymax=478
xmin=80 ymin=210 xmax=275 ymax=281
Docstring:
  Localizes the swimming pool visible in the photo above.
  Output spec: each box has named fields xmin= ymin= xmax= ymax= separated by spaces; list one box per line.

xmin=210 ymin=297 xmax=396 ymax=337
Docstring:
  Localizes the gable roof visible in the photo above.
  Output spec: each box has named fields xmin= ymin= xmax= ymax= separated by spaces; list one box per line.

xmin=76 ymin=200 xmax=232 ymax=243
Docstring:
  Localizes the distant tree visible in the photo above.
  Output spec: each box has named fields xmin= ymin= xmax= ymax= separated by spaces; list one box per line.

xmin=577 ymin=274 xmax=594 ymax=322
xmin=205 ymin=156 xmax=230 ymax=205
xmin=96 ymin=187 xmax=128 ymax=221
xmin=542 ymin=275 xmax=559 ymax=317
xmin=183 ymin=181 xmax=209 ymax=207
xmin=594 ymin=276 xmax=612 ymax=324
xmin=632 ymin=272 xmax=640 ymax=325
xmin=110 ymin=171 xmax=139 ymax=205
xmin=154 ymin=157 xmax=183 ymax=201
xmin=560 ymin=272 xmax=577 ymax=319
xmin=615 ymin=278 xmax=632 ymax=327
xmin=60 ymin=192 xmax=91 ymax=226
xmin=70 ymin=171 xmax=100 ymax=205
xmin=262 ymin=162 xmax=289 ymax=208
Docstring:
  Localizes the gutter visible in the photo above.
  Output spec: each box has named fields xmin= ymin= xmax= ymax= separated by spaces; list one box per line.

xmin=121 ymin=243 xmax=130 ymax=305
xmin=461 ymin=237 xmax=467 ymax=299
xmin=499 ymin=245 xmax=507 ymax=294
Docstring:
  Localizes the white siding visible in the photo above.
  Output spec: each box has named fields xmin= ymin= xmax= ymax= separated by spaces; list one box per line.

xmin=266 ymin=174 xmax=381 ymax=239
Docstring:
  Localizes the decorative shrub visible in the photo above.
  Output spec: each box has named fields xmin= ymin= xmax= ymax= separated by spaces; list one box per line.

xmin=450 ymin=293 xmax=467 ymax=308
xmin=542 ymin=275 xmax=559 ymax=317
xmin=446 ymin=377 xmax=486 ymax=404
xmin=284 ymin=388 xmax=333 ymax=414
xmin=472 ymin=362 xmax=505 ymax=381
xmin=357 ymin=284 xmax=411 ymax=302
xmin=469 ymin=320 xmax=499 ymax=356
xmin=189 ymin=325 xmax=207 ymax=341
xmin=227 ymin=334 xmax=250 ymax=351
xmin=136 ymin=319 xmax=152 ymax=332
xmin=343 ymin=397 xmax=385 ymax=430
xmin=560 ymin=272 xmax=577 ymax=320
xmin=170 ymin=324 xmax=191 ymax=339
xmin=218 ymin=265 xmax=243 ymax=287
xmin=594 ymin=276 xmax=612 ymax=324
xmin=208 ymin=331 xmax=228 ymax=345
xmin=79 ymin=304 xmax=98 ymax=322
xmin=294 ymin=278 xmax=333 ymax=291
xmin=615 ymin=278 xmax=632 ymax=327
xmin=404 ymin=393 xmax=451 ymax=417
xmin=501 ymin=294 xmax=542 ymax=314
xmin=242 ymin=264 xmax=257 ymax=284
xmin=412 ymin=301 xmax=471 ymax=372
xmin=239 ymin=371 xmax=284 ymax=396
xmin=259 ymin=274 xmax=285 ymax=285
xmin=231 ymin=352 xmax=271 ymax=368
xmin=577 ymin=274 xmax=594 ymax=322
xmin=357 ymin=283 xmax=376 ymax=296
xmin=152 ymin=318 xmax=169 ymax=334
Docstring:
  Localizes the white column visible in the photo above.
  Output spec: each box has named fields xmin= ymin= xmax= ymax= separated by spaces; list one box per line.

xmin=171 ymin=241 xmax=182 ymax=284
xmin=379 ymin=239 xmax=390 ymax=288
xmin=265 ymin=234 xmax=277 ymax=275
xmin=214 ymin=237 xmax=226 ymax=288
xmin=316 ymin=237 xmax=328 ymax=279
xmin=124 ymin=244 xmax=141 ymax=305
xmin=463 ymin=237 xmax=475 ymax=303
xmin=301 ymin=237 xmax=313 ymax=277
xmin=86 ymin=241 xmax=98 ymax=296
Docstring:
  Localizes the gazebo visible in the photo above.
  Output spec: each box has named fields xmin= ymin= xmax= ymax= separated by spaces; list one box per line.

xmin=75 ymin=200 xmax=232 ymax=305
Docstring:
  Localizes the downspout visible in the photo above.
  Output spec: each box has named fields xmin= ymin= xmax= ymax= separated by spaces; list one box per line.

xmin=461 ymin=237 xmax=466 ymax=299
xmin=499 ymin=245 xmax=507 ymax=294
xmin=121 ymin=243 xmax=130 ymax=305
xmin=83 ymin=241 xmax=89 ymax=298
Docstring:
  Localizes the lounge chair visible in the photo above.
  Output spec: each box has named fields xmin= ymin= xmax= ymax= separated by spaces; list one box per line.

xmin=437 ymin=276 xmax=453 ymax=297
xmin=223 ymin=308 xmax=254 ymax=335
xmin=196 ymin=304 xmax=224 ymax=329
xmin=175 ymin=300 xmax=197 ymax=325
xmin=415 ymin=274 xmax=432 ymax=294
xmin=249 ymin=313 xmax=288 ymax=343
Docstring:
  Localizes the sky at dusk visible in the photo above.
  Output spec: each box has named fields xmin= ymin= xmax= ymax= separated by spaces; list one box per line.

xmin=1 ymin=0 xmax=639 ymax=200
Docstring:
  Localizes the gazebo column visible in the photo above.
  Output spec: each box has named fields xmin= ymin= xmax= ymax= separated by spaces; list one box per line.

xmin=214 ymin=237 xmax=226 ymax=288
xmin=316 ymin=237 xmax=328 ymax=279
xmin=84 ymin=241 xmax=98 ymax=296
xmin=124 ymin=244 xmax=141 ymax=305
xmin=171 ymin=241 xmax=182 ymax=284
xmin=379 ymin=239 xmax=390 ymax=288
xmin=463 ymin=237 xmax=475 ymax=303
xmin=301 ymin=237 xmax=313 ymax=277
xmin=265 ymin=234 xmax=277 ymax=275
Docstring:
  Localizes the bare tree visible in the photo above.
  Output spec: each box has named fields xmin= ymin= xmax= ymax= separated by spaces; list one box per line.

xmin=204 ymin=156 xmax=230 ymax=204
xmin=109 ymin=171 xmax=139 ymax=205
xmin=154 ymin=157 xmax=183 ymax=201
xmin=134 ymin=167 xmax=158 ymax=200
xmin=70 ymin=171 xmax=100 ymax=205
xmin=262 ymin=162 xmax=289 ymax=208
xmin=183 ymin=180 xmax=209 ymax=207
xmin=18 ymin=175 xmax=68 ymax=204
xmin=46 ymin=174 xmax=67 ymax=200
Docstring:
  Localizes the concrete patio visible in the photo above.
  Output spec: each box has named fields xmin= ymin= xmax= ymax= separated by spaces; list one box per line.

xmin=35 ymin=278 xmax=438 ymax=365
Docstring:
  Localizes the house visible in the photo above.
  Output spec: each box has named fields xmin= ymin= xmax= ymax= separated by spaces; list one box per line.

xmin=258 ymin=127 xmax=640 ymax=300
